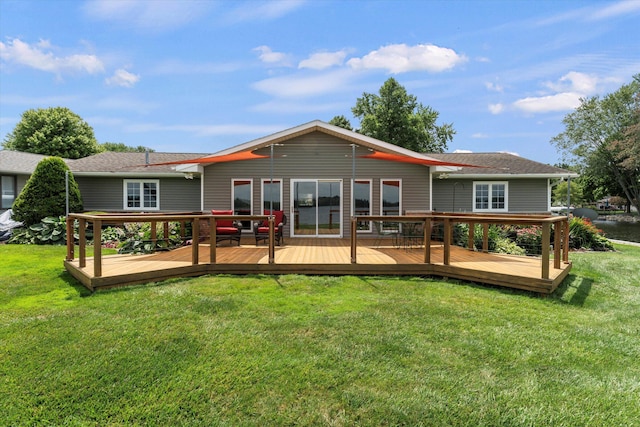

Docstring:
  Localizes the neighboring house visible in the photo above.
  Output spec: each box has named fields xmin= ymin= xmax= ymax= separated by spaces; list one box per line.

xmin=427 ymin=152 xmax=578 ymax=214
xmin=0 ymin=150 xmax=52 ymax=212
xmin=68 ymin=152 xmax=203 ymax=212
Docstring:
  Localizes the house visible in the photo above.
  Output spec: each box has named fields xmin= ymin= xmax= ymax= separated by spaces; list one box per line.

xmin=0 ymin=150 xmax=51 ymax=212
xmin=148 ymin=121 xmax=576 ymax=239
xmin=2 ymin=121 xmax=577 ymax=240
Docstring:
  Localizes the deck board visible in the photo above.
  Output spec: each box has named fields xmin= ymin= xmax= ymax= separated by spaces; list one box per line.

xmin=65 ymin=238 xmax=571 ymax=294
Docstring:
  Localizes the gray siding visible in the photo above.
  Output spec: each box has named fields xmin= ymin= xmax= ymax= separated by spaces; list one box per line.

xmin=76 ymin=176 xmax=201 ymax=212
xmin=432 ymin=178 xmax=550 ymax=213
xmin=203 ymin=132 xmax=432 ymax=237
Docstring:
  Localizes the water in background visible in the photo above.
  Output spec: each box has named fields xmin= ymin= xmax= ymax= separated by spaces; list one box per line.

xmin=593 ymin=220 xmax=640 ymax=243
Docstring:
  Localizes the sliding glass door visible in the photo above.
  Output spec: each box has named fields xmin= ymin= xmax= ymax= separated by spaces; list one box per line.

xmin=292 ymin=179 xmax=342 ymax=237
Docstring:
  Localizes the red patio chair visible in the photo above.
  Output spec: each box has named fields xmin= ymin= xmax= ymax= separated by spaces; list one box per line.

xmin=212 ymin=209 xmax=242 ymax=246
xmin=254 ymin=210 xmax=287 ymax=246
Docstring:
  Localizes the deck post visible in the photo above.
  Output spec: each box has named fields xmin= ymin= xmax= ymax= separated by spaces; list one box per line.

xmin=468 ymin=222 xmax=475 ymax=250
xmin=541 ymin=222 xmax=550 ymax=279
xmin=269 ymin=217 xmax=275 ymax=264
xmin=93 ymin=219 xmax=102 ymax=278
xmin=66 ymin=217 xmax=74 ymax=261
xmin=79 ymin=218 xmax=86 ymax=268
xmin=150 ymin=221 xmax=157 ymax=248
xmin=424 ymin=218 xmax=431 ymax=264
xmin=563 ymin=218 xmax=570 ymax=263
xmin=192 ymin=218 xmax=199 ymax=265
xmin=210 ymin=217 xmax=217 ymax=264
xmin=482 ymin=223 xmax=489 ymax=253
xmin=553 ymin=221 xmax=561 ymax=269
xmin=350 ymin=217 xmax=357 ymax=264
xmin=443 ymin=218 xmax=451 ymax=265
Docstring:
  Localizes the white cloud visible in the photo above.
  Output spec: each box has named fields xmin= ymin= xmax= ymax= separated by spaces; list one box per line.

xmin=453 ymin=149 xmax=473 ymax=153
xmin=513 ymin=71 xmax=599 ymax=114
xmin=488 ymin=103 xmax=504 ymax=114
xmin=225 ymin=0 xmax=306 ymax=23
xmin=83 ymin=0 xmax=210 ymax=32
xmin=105 ymin=68 xmax=140 ymax=88
xmin=471 ymin=133 xmax=489 ymax=139
xmin=498 ymin=150 xmax=520 ymax=156
xmin=347 ymin=43 xmax=467 ymax=74
xmin=587 ymin=0 xmax=640 ymax=21
xmin=513 ymin=92 xmax=583 ymax=113
xmin=253 ymin=46 xmax=293 ymax=66
xmin=0 ymin=38 xmax=104 ymax=76
xmin=542 ymin=71 xmax=597 ymax=94
xmin=252 ymin=69 xmax=352 ymax=98
xmin=299 ymin=50 xmax=348 ymax=70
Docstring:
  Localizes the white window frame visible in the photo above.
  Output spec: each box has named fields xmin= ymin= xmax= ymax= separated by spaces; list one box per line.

xmin=473 ymin=181 xmax=508 ymax=212
xmin=232 ymin=179 xmax=253 ymax=231
xmin=123 ymin=179 xmax=160 ymax=211
xmin=261 ymin=178 xmax=283 ymax=212
xmin=351 ymin=178 xmax=372 ymax=233
xmin=380 ymin=179 xmax=402 ymax=216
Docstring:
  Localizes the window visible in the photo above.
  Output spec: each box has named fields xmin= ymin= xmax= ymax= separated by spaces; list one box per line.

xmin=352 ymin=179 xmax=372 ymax=232
xmin=1 ymin=175 xmax=16 ymax=209
xmin=232 ymin=179 xmax=253 ymax=231
xmin=473 ymin=181 xmax=508 ymax=212
xmin=381 ymin=179 xmax=402 ymax=216
xmin=124 ymin=180 xmax=159 ymax=210
xmin=261 ymin=178 xmax=282 ymax=212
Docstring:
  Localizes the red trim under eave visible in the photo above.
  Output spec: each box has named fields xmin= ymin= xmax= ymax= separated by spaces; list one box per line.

xmin=144 ymin=151 xmax=270 ymax=166
xmin=359 ymin=151 xmax=483 ymax=168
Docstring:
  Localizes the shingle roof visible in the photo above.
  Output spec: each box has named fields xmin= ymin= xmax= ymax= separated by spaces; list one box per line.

xmin=0 ymin=150 xmax=54 ymax=174
xmin=427 ymin=152 xmax=574 ymax=176
xmin=68 ymin=152 xmax=206 ymax=174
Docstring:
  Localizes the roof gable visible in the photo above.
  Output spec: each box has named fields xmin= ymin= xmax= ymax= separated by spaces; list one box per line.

xmin=207 ymin=120 xmax=445 ymax=163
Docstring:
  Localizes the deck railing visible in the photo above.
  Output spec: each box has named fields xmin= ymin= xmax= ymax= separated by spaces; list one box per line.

xmin=66 ymin=212 xmax=569 ymax=281
xmin=351 ymin=213 xmax=570 ymax=280
xmin=65 ymin=213 xmax=279 ymax=278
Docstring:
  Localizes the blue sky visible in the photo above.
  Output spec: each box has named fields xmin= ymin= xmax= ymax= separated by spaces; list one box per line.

xmin=1 ymin=0 xmax=639 ymax=165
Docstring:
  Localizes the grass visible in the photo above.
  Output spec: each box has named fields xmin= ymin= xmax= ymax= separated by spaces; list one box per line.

xmin=1 ymin=244 xmax=639 ymax=426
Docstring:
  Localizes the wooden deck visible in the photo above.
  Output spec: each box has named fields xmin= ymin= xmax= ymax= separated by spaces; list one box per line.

xmin=64 ymin=237 xmax=572 ymax=295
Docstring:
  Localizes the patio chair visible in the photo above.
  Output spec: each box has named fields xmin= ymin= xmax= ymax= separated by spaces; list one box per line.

xmin=254 ymin=210 xmax=287 ymax=246
xmin=211 ymin=209 xmax=242 ymax=246
xmin=373 ymin=220 xmax=400 ymax=248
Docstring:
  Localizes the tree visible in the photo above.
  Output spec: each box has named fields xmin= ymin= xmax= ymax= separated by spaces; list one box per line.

xmin=101 ymin=142 xmax=155 ymax=153
xmin=552 ymin=75 xmax=640 ymax=214
xmin=12 ymin=157 xmax=83 ymax=227
xmin=351 ymin=77 xmax=455 ymax=153
xmin=552 ymin=180 xmax=584 ymax=207
xmin=328 ymin=115 xmax=353 ymax=131
xmin=3 ymin=107 xmax=101 ymax=159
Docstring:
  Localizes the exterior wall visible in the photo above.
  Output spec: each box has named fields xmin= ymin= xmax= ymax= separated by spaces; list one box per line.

xmin=203 ymin=132 xmax=432 ymax=238
xmin=0 ymin=173 xmax=35 ymax=212
xmin=431 ymin=177 xmax=551 ymax=213
xmin=76 ymin=176 xmax=201 ymax=212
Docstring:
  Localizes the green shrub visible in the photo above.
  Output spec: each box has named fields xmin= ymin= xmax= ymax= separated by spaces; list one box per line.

xmin=11 ymin=157 xmax=82 ymax=227
xmin=8 ymin=216 xmax=78 ymax=245
xmin=116 ymin=222 xmax=184 ymax=254
xmin=569 ymin=217 xmax=614 ymax=251
xmin=493 ymin=236 xmax=527 ymax=255
xmin=515 ymin=225 xmax=542 ymax=255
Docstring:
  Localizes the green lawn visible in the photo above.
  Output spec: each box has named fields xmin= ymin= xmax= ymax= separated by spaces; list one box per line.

xmin=1 ymin=244 xmax=639 ymax=426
